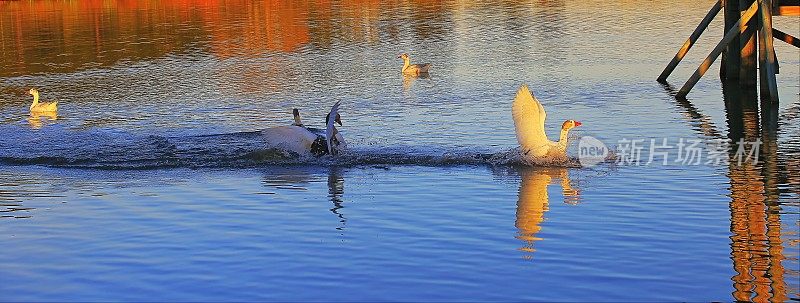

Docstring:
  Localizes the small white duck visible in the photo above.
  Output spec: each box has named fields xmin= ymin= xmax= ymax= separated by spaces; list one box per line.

xmin=261 ymin=102 xmax=346 ymax=157
xmin=29 ymin=88 xmax=58 ymax=114
xmin=397 ymin=53 xmax=431 ymax=76
xmin=512 ymin=85 xmax=581 ymax=164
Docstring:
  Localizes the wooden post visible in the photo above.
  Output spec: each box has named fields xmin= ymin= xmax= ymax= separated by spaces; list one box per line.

xmin=759 ymin=14 xmax=768 ymax=92
xmin=676 ymin=0 xmax=760 ymax=98
xmin=722 ymin=0 xmax=742 ymax=80
xmin=758 ymin=0 xmax=779 ymax=103
xmin=658 ymin=0 xmax=722 ymax=82
xmin=739 ymin=0 xmax=758 ymax=87
xmin=772 ymin=43 xmax=780 ymax=74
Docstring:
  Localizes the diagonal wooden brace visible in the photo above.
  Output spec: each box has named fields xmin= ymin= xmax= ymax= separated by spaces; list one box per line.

xmin=676 ymin=0 xmax=760 ymax=98
xmin=657 ymin=0 xmax=722 ymax=82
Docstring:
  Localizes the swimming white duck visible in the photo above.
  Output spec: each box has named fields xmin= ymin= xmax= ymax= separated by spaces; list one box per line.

xmin=261 ymin=102 xmax=346 ymax=157
xmin=397 ymin=53 xmax=431 ymax=76
xmin=29 ymin=88 xmax=58 ymax=114
xmin=512 ymin=85 xmax=581 ymax=164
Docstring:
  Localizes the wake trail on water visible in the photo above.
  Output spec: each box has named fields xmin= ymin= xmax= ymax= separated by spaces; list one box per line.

xmin=0 ymin=128 xmax=591 ymax=169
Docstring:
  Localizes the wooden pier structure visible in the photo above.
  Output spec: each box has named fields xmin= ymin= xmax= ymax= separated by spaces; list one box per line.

xmin=657 ymin=3 xmax=797 ymax=299
xmin=657 ymin=0 xmax=799 ymax=102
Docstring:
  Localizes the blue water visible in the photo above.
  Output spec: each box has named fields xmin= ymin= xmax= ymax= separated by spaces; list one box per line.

xmin=1 ymin=0 xmax=798 ymax=301
xmin=0 ymin=165 xmax=742 ymax=301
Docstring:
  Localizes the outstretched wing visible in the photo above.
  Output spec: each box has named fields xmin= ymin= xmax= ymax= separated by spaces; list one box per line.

xmin=325 ymin=101 xmax=341 ymax=155
xmin=511 ymin=85 xmax=549 ymax=152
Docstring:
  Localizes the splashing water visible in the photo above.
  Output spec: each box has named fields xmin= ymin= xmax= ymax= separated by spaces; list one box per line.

xmin=0 ymin=126 xmax=597 ymax=169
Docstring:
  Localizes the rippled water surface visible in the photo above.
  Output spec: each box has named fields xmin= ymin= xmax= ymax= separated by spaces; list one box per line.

xmin=1 ymin=1 xmax=799 ymax=301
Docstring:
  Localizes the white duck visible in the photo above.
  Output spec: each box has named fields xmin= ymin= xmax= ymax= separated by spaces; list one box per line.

xmin=261 ymin=102 xmax=346 ymax=157
xmin=512 ymin=85 xmax=581 ymax=164
xmin=397 ymin=53 xmax=431 ymax=76
xmin=29 ymin=88 xmax=58 ymax=114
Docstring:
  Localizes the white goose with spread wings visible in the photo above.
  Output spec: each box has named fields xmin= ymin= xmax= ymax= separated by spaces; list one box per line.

xmin=512 ymin=85 xmax=581 ymax=163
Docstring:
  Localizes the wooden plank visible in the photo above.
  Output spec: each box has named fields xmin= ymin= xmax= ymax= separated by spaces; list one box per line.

xmin=759 ymin=0 xmax=779 ymax=103
xmin=775 ymin=5 xmax=800 ymax=15
xmin=775 ymin=0 xmax=800 ymax=15
xmin=657 ymin=0 xmax=722 ymax=82
xmin=676 ymin=0 xmax=760 ymax=98
xmin=773 ymin=28 xmax=800 ymax=47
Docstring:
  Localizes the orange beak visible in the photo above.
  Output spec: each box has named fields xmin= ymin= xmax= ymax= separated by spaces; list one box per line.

xmin=574 ymin=121 xmax=582 ymax=127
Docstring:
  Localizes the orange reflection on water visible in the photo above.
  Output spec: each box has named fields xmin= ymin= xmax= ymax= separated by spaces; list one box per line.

xmin=26 ymin=111 xmax=58 ymax=129
xmin=0 ymin=0 xmax=453 ymax=77
xmin=514 ymin=167 xmax=579 ymax=259
xmin=723 ymin=89 xmax=794 ymax=302
xmin=728 ymin=160 xmax=785 ymax=302
xmin=666 ymin=82 xmax=798 ymax=301
xmin=1 ymin=0 xmax=202 ymax=76
xmin=198 ymin=0 xmax=311 ymax=58
xmin=0 ymin=0 xmax=394 ymax=77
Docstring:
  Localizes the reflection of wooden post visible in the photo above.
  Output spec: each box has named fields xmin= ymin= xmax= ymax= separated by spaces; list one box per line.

xmin=658 ymin=0 xmax=722 ymax=82
xmin=722 ymin=0 xmax=741 ymax=80
xmin=758 ymin=15 xmax=788 ymax=289
xmin=765 ymin=212 xmax=787 ymax=302
xmin=759 ymin=82 xmax=786 ymax=302
xmin=739 ymin=0 xmax=758 ymax=87
xmin=760 ymin=98 xmax=779 ymax=199
xmin=722 ymin=59 xmax=789 ymax=302
xmin=722 ymin=85 xmax=770 ymax=302
xmin=726 ymin=94 xmax=766 ymax=302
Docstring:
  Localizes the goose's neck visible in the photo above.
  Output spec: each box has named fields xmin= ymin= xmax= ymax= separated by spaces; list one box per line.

xmin=30 ymin=92 xmax=39 ymax=109
xmin=402 ymin=58 xmax=410 ymax=70
xmin=327 ymin=126 xmax=340 ymax=155
xmin=557 ymin=128 xmax=571 ymax=147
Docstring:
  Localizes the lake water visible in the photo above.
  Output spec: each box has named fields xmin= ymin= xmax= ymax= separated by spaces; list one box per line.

xmin=1 ymin=0 xmax=799 ymax=301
